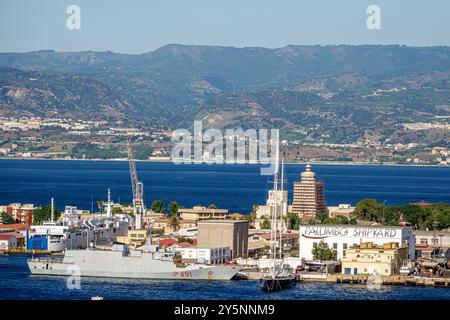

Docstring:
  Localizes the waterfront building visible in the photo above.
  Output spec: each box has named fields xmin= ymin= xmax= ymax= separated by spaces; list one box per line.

xmin=0 ymin=224 xmax=27 ymax=248
xmin=413 ymin=230 xmax=450 ymax=248
xmin=0 ymin=234 xmax=18 ymax=250
xmin=292 ymin=163 xmax=328 ymax=218
xmin=197 ymin=220 xmax=248 ymax=259
xmin=342 ymin=242 xmax=408 ymax=276
xmin=152 ymin=218 xmax=197 ymax=234
xmin=5 ymin=203 xmax=37 ymax=225
xmin=299 ymin=225 xmax=415 ymax=261
xmin=116 ymin=229 xmax=148 ymax=248
xmin=328 ymin=204 xmax=355 ymax=218
xmin=179 ymin=206 xmax=229 ymax=222
xmin=177 ymin=247 xmax=230 ymax=264
xmin=27 ymin=222 xmax=93 ymax=252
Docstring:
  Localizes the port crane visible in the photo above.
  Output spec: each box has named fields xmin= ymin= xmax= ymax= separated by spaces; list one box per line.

xmin=127 ymin=140 xmax=144 ymax=229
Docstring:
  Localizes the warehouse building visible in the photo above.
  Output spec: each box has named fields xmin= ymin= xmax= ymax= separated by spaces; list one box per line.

xmin=299 ymin=225 xmax=415 ymax=261
xmin=197 ymin=220 xmax=248 ymax=259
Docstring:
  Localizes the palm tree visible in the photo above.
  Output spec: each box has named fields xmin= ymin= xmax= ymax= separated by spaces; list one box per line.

xmin=169 ymin=214 xmax=180 ymax=232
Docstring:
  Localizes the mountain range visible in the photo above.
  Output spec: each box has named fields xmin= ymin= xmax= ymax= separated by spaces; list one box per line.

xmin=0 ymin=44 xmax=449 ymax=143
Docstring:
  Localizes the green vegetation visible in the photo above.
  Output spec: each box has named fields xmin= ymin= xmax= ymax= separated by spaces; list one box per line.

xmin=178 ymin=236 xmax=193 ymax=244
xmin=1 ymin=212 xmax=15 ymax=224
xmin=112 ymin=207 xmax=123 ymax=215
xmin=33 ymin=205 xmax=61 ymax=225
xmin=261 ymin=216 xmax=271 ymax=230
xmin=151 ymin=200 xmax=165 ymax=213
xmin=286 ymin=212 xmax=300 ymax=230
xmin=70 ymin=142 xmax=126 ymax=159
xmin=316 ymin=213 xmax=357 ymax=225
xmin=353 ymin=199 xmax=450 ymax=230
xmin=168 ymin=214 xmax=180 ymax=231
xmin=312 ymin=240 xmax=337 ymax=261
xmin=168 ymin=201 xmax=182 ymax=215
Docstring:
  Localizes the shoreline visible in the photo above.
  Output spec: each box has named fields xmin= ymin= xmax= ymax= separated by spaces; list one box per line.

xmin=0 ymin=157 xmax=448 ymax=168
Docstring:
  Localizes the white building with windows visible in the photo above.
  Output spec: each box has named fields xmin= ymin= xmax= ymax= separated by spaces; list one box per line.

xmin=299 ymin=225 xmax=415 ymax=261
xmin=178 ymin=247 xmax=230 ymax=265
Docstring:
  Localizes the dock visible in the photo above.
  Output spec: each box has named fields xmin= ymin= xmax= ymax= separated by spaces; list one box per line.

xmin=296 ymin=273 xmax=450 ymax=287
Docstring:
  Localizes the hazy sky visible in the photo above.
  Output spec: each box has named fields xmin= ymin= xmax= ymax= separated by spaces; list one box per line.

xmin=0 ymin=0 xmax=449 ymax=53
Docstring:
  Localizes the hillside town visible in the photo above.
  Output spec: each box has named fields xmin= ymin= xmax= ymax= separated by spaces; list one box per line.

xmin=0 ymin=116 xmax=448 ymax=165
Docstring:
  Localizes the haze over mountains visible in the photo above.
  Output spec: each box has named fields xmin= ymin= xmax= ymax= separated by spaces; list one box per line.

xmin=0 ymin=44 xmax=449 ymax=143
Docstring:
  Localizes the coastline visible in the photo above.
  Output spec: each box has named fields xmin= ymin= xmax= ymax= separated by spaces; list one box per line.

xmin=0 ymin=157 xmax=448 ymax=168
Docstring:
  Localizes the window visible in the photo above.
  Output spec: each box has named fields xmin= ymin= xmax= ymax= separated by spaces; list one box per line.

xmin=343 ymin=243 xmax=347 ymax=250
xmin=420 ymin=238 xmax=428 ymax=244
xmin=313 ymin=242 xmax=318 ymax=248
xmin=333 ymin=243 xmax=337 ymax=249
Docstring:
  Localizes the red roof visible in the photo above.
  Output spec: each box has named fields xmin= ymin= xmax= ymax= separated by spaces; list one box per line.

xmin=159 ymin=239 xmax=177 ymax=247
xmin=174 ymin=242 xmax=193 ymax=248
xmin=0 ymin=224 xmax=27 ymax=231
xmin=0 ymin=232 xmax=24 ymax=239
xmin=0 ymin=234 xmax=16 ymax=241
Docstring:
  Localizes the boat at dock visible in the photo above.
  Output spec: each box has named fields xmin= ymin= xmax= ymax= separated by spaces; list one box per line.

xmin=28 ymin=243 xmax=240 ymax=280
xmin=259 ymin=150 xmax=296 ymax=292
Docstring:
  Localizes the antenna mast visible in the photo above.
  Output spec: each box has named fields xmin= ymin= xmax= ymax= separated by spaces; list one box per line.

xmin=127 ymin=140 xmax=144 ymax=229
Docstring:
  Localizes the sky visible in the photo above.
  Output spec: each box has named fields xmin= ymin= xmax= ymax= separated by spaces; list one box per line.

xmin=0 ymin=0 xmax=449 ymax=54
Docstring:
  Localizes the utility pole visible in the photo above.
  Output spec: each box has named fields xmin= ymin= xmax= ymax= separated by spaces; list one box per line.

xmin=51 ymin=197 xmax=54 ymax=222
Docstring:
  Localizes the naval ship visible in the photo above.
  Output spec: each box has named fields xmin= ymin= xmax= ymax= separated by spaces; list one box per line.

xmin=28 ymin=243 xmax=240 ymax=280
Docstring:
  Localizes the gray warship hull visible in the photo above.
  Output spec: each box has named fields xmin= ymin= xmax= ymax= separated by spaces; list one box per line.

xmin=28 ymin=248 xmax=240 ymax=280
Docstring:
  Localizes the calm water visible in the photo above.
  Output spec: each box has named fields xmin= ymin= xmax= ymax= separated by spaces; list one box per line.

xmin=0 ymin=160 xmax=450 ymax=300
xmin=1 ymin=255 xmax=450 ymax=300
xmin=0 ymin=159 xmax=449 ymax=212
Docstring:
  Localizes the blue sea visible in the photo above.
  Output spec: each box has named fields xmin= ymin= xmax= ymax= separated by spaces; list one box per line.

xmin=1 ymin=255 xmax=450 ymax=300
xmin=0 ymin=159 xmax=449 ymax=300
xmin=0 ymin=160 xmax=449 ymax=212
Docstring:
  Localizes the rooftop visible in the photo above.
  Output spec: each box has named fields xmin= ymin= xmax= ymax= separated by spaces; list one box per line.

xmin=197 ymin=219 xmax=248 ymax=224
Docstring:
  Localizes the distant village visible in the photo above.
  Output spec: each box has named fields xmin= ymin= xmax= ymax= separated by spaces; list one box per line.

xmin=0 ymin=116 xmax=448 ymax=165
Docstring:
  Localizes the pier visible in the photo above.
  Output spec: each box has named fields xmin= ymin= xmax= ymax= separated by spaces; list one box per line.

xmin=296 ymin=273 xmax=450 ymax=287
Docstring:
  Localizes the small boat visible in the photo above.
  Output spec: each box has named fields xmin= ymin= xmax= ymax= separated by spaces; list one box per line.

xmin=260 ymin=265 xmax=296 ymax=292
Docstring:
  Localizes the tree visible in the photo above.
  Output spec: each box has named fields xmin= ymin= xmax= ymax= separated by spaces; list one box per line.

xmin=112 ymin=207 xmax=123 ymax=215
xmin=1 ymin=212 xmax=14 ymax=224
xmin=312 ymin=240 xmax=337 ymax=261
xmin=178 ymin=236 xmax=193 ymax=244
xmin=151 ymin=200 xmax=165 ymax=213
xmin=354 ymin=199 xmax=385 ymax=221
xmin=168 ymin=201 xmax=182 ymax=215
xmin=286 ymin=212 xmax=300 ymax=230
xmin=169 ymin=214 xmax=180 ymax=231
xmin=33 ymin=205 xmax=61 ymax=225
xmin=261 ymin=216 xmax=271 ymax=230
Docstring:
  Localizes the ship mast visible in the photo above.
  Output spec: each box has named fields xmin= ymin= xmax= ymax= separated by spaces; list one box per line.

xmin=127 ymin=140 xmax=144 ymax=230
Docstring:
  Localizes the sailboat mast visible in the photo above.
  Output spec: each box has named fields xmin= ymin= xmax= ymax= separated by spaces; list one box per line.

xmin=271 ymin=138 xmax=280 ymax=275
xmin=279 ymin=158 xmax=285 ymax=260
